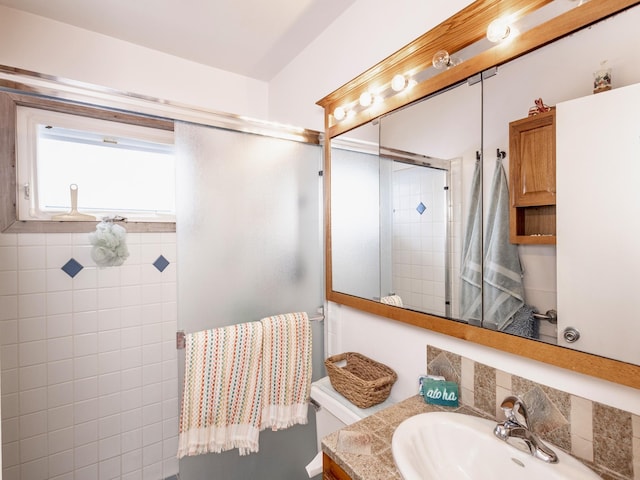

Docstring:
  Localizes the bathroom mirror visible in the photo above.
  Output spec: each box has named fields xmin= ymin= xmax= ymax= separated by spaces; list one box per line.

xmin=320 ymin=0 xmax=640 ymax=388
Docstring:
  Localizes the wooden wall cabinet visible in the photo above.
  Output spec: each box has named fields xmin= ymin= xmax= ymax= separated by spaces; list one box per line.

xmin=508 ymin=108 xmax=556 ymax=244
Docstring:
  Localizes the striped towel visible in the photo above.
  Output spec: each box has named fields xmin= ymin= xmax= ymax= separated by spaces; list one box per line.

xmin=177 ymin=321 xmax=264 ymax=457
xmin=380 ymin=295 xmax=404 ymax=307
xmin=259 ymin=312 xmax=312 ymax=431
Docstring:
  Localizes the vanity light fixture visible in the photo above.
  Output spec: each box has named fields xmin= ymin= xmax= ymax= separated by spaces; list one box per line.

xmin=333 ymin=106 xmax=346 ymax=121
xmin=359 ymin=91 xmax=373 ymax=107
xmin=432 ymin=50 xmax=462 ymax=70
xmin=486 ymin=17 xmax=512 ymax=43
xmin=391 ymin=74 xmax=408 ymax=92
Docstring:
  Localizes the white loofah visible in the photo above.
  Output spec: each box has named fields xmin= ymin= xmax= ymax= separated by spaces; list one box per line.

xmin=88 ymin=221 xmax=130 ymax=267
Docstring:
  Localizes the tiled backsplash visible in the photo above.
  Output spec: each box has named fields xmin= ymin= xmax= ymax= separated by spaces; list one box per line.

xmin=0 ymin=232 xmax=179 ymax=480
xmin=427 ymin=346 xmax=640 ymax=480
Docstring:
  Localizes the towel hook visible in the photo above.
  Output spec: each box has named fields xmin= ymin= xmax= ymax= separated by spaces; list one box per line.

xmin=497 ymin=148 xmax=506 ymax=159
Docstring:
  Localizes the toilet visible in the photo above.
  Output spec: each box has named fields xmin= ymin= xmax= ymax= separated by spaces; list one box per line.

xmin=305 ymin=376 xmax=397 ymax=477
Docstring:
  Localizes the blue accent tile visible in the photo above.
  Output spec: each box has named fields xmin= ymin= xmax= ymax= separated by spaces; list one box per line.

xmin=61 ymin=258 xmax=83 ymax=278
xmin=153 ymin=255 xmax=170 ymax=272
xmin=416 ymin=202 xmax=427 ymax=215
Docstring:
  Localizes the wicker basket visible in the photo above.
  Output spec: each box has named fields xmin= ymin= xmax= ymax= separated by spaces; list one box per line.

xmin=325 ymin=352 xmax=397 ymax=408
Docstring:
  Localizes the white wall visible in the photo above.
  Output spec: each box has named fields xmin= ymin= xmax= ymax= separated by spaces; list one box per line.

xmin=268 ymin=0 xmax=475 ymax=130
xmin=0 ymin=6 xmax=268 ymax=121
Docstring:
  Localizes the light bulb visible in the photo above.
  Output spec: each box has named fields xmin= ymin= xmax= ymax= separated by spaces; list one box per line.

xmin=391 ymin=74 xmax=407 ymax=92
xmin=333 ymin=107 xmax=346 ymax=121
xmin=487 ymin=18 xmax=511 ymax=43
xmin=359 ymin=91 xmax=373 ymax=107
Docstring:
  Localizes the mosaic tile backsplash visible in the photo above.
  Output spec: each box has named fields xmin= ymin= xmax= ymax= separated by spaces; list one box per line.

xmin=427 ymin=346 xmax=640 ymax=480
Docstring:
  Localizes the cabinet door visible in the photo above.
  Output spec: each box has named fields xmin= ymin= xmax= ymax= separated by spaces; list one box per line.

xmin=323 ymin=453 xmax=352 ymax=480
xmin=509 ymin=110 xmax=556 ymax=207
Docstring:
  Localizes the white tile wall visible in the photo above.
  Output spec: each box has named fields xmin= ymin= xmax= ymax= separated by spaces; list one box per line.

xmin=0 ymin=231 xmax=179 ymax=480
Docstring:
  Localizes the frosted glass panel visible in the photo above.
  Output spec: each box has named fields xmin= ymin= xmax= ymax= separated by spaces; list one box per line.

xmin=175 ymin=122 xmax=323 ymax=331
xmin=174 ymin=122 xmax=323 ymax=479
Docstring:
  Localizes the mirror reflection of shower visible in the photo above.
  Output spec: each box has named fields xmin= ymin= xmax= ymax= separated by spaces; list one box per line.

xmin=380 ymin=148 xmax=453 ymax=317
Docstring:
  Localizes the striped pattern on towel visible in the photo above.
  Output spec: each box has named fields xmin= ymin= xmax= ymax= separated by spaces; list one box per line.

xmin=260 ymin=312 xmax=312 ymax=431
xmin=177 ymin=321 xmax=264 ymax=457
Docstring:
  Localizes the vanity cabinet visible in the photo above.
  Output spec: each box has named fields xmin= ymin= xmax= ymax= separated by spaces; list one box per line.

xmin=323 ymin=453 xmax=352 ymax=480
xmin=508 ymin=108 xmax=556 ymax=244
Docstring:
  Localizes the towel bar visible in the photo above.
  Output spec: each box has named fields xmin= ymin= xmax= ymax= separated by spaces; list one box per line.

xmin=532 ymin=309 xmax=557 ymax=324
xmin=175 ymin=311 xmax=324 ymax=350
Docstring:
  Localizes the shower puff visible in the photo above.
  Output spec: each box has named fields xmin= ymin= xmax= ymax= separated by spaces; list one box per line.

xmin=89 ymin=221 xmax=130 ymax=267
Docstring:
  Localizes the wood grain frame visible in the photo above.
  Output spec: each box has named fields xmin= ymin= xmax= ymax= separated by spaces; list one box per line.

xmin=319 ymin=0 xmax=640 ymax=390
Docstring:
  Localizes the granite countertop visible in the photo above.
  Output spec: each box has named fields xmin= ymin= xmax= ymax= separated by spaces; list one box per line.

xmin=321 ymin=395 xmax=490 ymax=480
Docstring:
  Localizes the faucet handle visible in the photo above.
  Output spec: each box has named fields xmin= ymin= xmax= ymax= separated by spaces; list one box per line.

xmin=499 ymin=395 xmax=530 ymax=428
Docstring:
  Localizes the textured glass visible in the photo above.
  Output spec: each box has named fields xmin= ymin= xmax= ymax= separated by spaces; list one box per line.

xmin=175 ymin=122 xmax=323 ymax=478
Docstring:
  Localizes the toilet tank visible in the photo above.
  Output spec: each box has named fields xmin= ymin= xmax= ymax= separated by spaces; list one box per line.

xmin=310 ymin=376 xmax=396 ymax=450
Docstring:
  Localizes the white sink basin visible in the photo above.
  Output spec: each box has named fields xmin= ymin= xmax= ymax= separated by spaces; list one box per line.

xmin=392 ymin=412 xmax=601 ymax=480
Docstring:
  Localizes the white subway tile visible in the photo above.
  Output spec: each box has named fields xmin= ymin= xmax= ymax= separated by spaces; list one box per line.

xmin=19 ymin=340 xmax=47 ymax=366
xmin=122 ymin=448 xmax=142 ymax=474
xmin=98 ymin=350 xmax=121 ymax=375
xmin=0 ymin=319 xmax=18 ymax=345
xmin=46 ymin=291 xmax=73 ymax=315
xmin=18 ymin=246 xmax=46 ymax=270
xmin=1 ymin=368 xmax=18 ymax=394
xmin=18 ymin=293 xmax=45 ymax=318
xmin=142 ymin=441 xmax=162 ymax=466
xmin=74 ymin=376 xmax=98 ymax=402
xmin=98 ymin=414 xmax=121 ymax=439
xmin=19 ymin=364 xmax=47 ymax=390
xmin=121 ymin=285 xmax=142 ymax=307
xmin=47 ymin=336 xmax=73 ymax=362
xmin=1 ymin=344 xmax=18 ymax=370
xmin=72 ymin=289 xmax=98 ymax=313
xmin=18 ymin=317 xmax=46 ymax=343
xmin=48 ymin=449 xmax=74 ymax=477
xmin=121 ymin=367 xmax=142 ymax=391
xmin=19 ymin=387 xmax=47 ymax=415
xmin=142 ymin=343 xmax=162 ymax=365
xmin=99 ymin=372 xmax=121 ymax=397
xmin=99 ymin=456 xmax=121 ymax=478
xmin=72 ymin=267 xmax=97 ymax=290
xmin=47 ymin=382 xmax=73 ymax=409
xmin=121 ymin=388 xmax=142 ymax=411
xmin=142 ymin=403 xmax=162 ymax=427
xmin=142 ymin=462 xmax=162 ymax=480
xmin=74 ymin=420 xmax=98 ymax=447
xmin=97 ymin=267 xmax=120 ymax=288
xmin=98 ymin=307 xmax=121 ymax=331
xmin=121 ymin=306 xmax=142 ymax=328
xmin=74 ymin=442 xmax=98 ymax=469
xmin=141 ymin=285 xmax=161 ymax=305
xmin=48 ymin=427 xmax=74 ymax=455
xmin=43 ymin=267 xmax=74 ymax=294
xmin=74 ymin=355 xmax=98 ymax=380
xmin=121 ymin=265 xmax=142 ymax=286
xmin=121 ymin=326 xmax=142 ymax=349
xmin=74 ymin=333 xmax=98 ymax=357
xmin=0 ymin=294 xmax=18 ymax=320
xmin=71 ymin=245 xmax=93 ymax=267
xmin=2 ymin=440 xmax=20 ymax=468
xmin=0 ymin=232 xmax=17 ymax=246
xmin=141 ymin=303 xmax=162 ymax=325
xmin=122 ymin=469 xmax=143 ymax=480
xmin=48 ymin=405 xmax=74 ymax=432
xmin=45 ymin=245 xmax=73 ymax=270
xmin=19 ymin=433 xmax=48 ymax=463
xmin=142 ymin=324 xmax=162 ymax=346
xmin=121 ymin=411 xmax=143 ymax=435
xmin=142 ymin=383 xmax=162 ymax=407
xmin=73 ymin=311 xmax=98 ymax=335
xmin=1 ymin=392 xmax=20 ymax=419
xmin=0 ymin=245 xmax=18 ymax=270
xmin=47 ymin=314 xmax=73 ymax=338
xmin=99 ymin=435 xmax=121 ymax=461
xmin=98 ymin=330 xmax=121 ymax=353
xmin=99 ymin=392 xmax=121 ymax=417
xmin=141 ymin=363 xmax=162 ymax=386
xmin=121 ymin=347 xmax=142 ymax=370
xmin=73 ymin=463 xmax=98 ymax=480
xmin=19 ymin=456 xmax=48 ymax=480
xmin=19 ymin=410 xmax=47 ymax=438
xmin=74 ymin=399 xmax=99 ymax=424
xmin=98 ymin=287 xmax=121 ymax=310
xmin=45 ymin=233 xmax=72 ymax=246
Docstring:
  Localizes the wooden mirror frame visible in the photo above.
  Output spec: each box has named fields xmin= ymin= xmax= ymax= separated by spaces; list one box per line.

xmin=318 ymin=0 xmax=640 ymax=390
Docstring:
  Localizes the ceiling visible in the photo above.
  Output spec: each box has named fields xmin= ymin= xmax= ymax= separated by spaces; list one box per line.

xmin=0 ymin=0 xmax=356 ymax=81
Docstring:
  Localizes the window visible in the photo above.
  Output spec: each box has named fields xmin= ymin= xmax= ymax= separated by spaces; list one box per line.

xmin=16 ymin=106 xmax=175 ymax=223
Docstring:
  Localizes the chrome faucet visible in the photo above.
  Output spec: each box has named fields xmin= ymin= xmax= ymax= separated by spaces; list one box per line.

xmin=494 ymin=395 xmax=558 ymax=463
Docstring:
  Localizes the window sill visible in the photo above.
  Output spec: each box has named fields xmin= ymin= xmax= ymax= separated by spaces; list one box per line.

xmin=2 ymin=220 xmax=175 ymax=234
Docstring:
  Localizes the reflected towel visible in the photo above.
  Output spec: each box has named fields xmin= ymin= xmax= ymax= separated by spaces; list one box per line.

xmin=177 ymin=322 xmax=264 ymax=457
xmin=260 ymin=312 xmax=312 ymax=430
xmin=381 ymin=295 xmax=404 ymax=307
xmin=460 ymin=158 xmax=483 ymax=323
xmin=484 ymin=159 xmax=524 ymax=330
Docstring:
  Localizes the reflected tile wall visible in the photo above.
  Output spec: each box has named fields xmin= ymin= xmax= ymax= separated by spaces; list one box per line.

xmin=427 ymin=346 xmax=639 ymax=480
xmin=0 ymin=232 xmax=179 ymax=480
